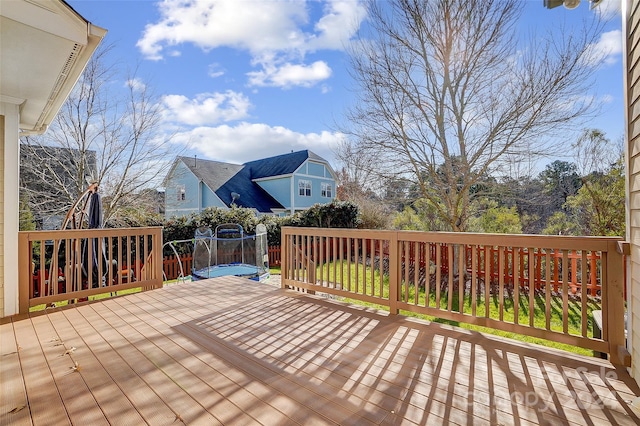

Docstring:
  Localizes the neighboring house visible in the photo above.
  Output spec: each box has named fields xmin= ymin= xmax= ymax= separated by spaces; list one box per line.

xmin=0 ymin=0 xmax=105 ymax=317
xmin=19 ymin=145 xmax=97 ymax=229
xmin=164 ymin=150 xmax=337 ymax=218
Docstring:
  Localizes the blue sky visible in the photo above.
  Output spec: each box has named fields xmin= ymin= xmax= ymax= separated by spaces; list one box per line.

xmin=67 ymin=0 xmax=625 ymax=172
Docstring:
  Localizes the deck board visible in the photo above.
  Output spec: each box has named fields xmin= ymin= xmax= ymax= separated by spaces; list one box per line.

xmin=2 ymin=276 xmax=640 ymax=425
xmin=11 ymin=317 xmax=71 ymax=425
xmin=0 ymin=322 xmax=30 ymax=426
xmin=30 ymin=314 xmax=108 ymax=426
xmin=54 ymin=307 xmax=155 ymax=425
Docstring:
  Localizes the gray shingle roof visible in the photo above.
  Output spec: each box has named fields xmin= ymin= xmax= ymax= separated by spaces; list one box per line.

xmin=177 ymin=156 xmax=243 ymax=191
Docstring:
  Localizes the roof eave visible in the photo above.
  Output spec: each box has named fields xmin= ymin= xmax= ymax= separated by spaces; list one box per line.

xmin=22 ymin=22 xmax=107 ymax=135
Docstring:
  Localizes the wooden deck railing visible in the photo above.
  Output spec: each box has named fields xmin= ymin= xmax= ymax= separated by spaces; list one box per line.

xmin=281 ymin=227 xmax=629 ymax=365
xmin=18 ymin=227 xmax=163 ymax=313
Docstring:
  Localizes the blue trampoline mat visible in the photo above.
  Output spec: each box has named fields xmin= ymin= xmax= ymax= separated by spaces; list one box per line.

xmin=192 ymin=264 xmax=263 ymax=280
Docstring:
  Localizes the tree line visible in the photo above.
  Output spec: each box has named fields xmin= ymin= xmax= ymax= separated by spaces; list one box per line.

xmin=336 ymin=139 xmax=625 ymax=237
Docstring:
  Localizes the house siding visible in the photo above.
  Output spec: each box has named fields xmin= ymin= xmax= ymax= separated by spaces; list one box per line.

xmin=202 ymin=184 xmax=226 ymax=209
xmin=293 ymin=173 xmax=335 ymax=209
xmin=307 ymin=161 xmax=326 ymax=177
xmin=1 ymin=104 xmax=19 ymax=318
xmin=256 ymin=176 xmax=292 ymax=208
xmin=625 ymin=0 xmax=640 ymax=383
xmin=0 ymin=115 xmax=4 ymax=318
xmin=165 ymin=161 xmax=203 ymax=219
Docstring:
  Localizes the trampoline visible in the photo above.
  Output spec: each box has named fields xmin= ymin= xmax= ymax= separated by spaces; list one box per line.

xmin=193 ymin=263 xmax=262 ymax=279
xmin=191 ymin=223 xmax=269 ymax=282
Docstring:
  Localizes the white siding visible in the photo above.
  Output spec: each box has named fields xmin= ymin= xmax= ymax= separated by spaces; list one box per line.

xmin=0 ymin=103 xmax=20 ymax=318
xmin=0 ymin=115 xmax=4 ymax=318
xmin=625 ymin=0 xmax=640 ymax=383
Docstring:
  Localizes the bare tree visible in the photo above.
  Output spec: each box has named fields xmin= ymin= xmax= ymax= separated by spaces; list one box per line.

xmin=20 ymin=44 xmax=172 ymax=227
xmin=572 ymin=128 xmax=623 ymax=177
xmin=341 ymin=0 xmax=606 ymax=231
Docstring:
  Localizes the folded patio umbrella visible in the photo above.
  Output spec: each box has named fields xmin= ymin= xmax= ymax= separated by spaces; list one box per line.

xmin=82 ymin=191 xmax=108 ymax=287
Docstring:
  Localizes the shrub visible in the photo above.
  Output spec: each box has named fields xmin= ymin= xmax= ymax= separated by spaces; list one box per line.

xmin=162 ymin=201 xmax=362 ymax=249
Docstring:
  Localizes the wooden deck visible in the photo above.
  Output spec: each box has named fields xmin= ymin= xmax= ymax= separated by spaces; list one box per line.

xmin=2 ymin=277 xmax=639 ymax=425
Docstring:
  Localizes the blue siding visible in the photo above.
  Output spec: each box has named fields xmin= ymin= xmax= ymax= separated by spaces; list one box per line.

xmin=165 ymin=161 xmax=229 ymax=218
xmin=293 ymin=175 xmax=334 ymax=209
xmin=202 ymin=185 xmax=226 ymax=209
xmin=256 ymin=177 xmax=291 ymax=207
xmin=165 ymin=162 xmax=201 ymax=218
xmin=307 ymin=162 xmax=325 ymax=177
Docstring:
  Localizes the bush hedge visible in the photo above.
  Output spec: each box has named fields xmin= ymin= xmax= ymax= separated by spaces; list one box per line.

xmin=162 ymin=200 xmax=362 ymax=248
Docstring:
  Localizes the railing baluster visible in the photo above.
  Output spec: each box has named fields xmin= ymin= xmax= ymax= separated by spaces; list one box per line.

xmin=378 ymin=239 xmax=383 ymax=298
xmin=413 ymin=241 xmax=420 ymax=305
xmin=346 ymin=237 xmax=351 ymax=292
xmin=334 ymin=236 xmax=338 ymax=288
xmin=529 ymin=247 xmax=535 ymax=328
xmin=448 ymin=245 xmax=453 ymax=312
xmin=499 ymin=246 xmax=505 ymax=322
xmin=484 ymin=245 xmax=490 ymax=318
xmin=354 ymin=238 xmax=359 ymax=294
xmin=435 ymin=243 xmax=441 ymax=310
xmin=562 ymin=250 xmax=569 ymax=335
xmin=471 ymin=245 xmax=477 ymax=317
xmin=514 ymin=247 xmax=519 ymax=325
xmin=362 ymin=238 xmax=367 ymax=296
xmin=581 ymin=250 xmax=588 ymax=338
xmin=423 ymin=242 xmax=429 ymax=307
xmin=403 ymin=241 xmax=409 ymax=303
xmin=545 ymin=250 xmax=551 ymax=331
xmin=459 ymin=244 xmax=464 ymax=314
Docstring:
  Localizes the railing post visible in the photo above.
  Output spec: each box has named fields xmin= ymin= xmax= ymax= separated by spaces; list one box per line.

xmin=18 ymin=232 xmax=31 ymax=314
xmin=154 ymin=228 xmax=163 ymax=289
xmin=606 ymin=241 xmax=628 ymax=366
xmin=281 ymin=229 xmax=287 ymax=289
xmin=388 ymin=232 xmax=399 ymax=315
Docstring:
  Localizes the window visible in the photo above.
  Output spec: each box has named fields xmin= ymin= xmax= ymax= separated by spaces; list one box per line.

xmin=298 ymin=180 xmax=311 ymax=197
xmin=321 ymin=183 xmax=332 ymax=198
xmin=177 ymin=185 xmax=186 ymax=201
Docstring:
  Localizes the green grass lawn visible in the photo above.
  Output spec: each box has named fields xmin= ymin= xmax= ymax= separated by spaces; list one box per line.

xmin=318 ymin=261 xmax=600 ymax=357
xmin=29 ymin=286 xmax=144 ymax=312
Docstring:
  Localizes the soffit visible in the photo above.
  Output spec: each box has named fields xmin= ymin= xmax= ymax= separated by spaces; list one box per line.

xmin=0 ymin=0 xmax=106 ymax=133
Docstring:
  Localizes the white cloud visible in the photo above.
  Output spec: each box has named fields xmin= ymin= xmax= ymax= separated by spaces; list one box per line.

xmin=125 ymin=78 xmax=146 ymax=91
xmin=136 ymin=0 xmax=366 ymax=88
xmin=307 ymin=0 xmax=368 ymax=51
xmin=583 ymin=29 xmax=622 ymax=66
xmin=600 ymin=94 xmax=614 ymax=104
xmin=247 ymin=60 xmax=332 ymax=88
xmin=162 ymin=91 xmax=252 ymax=126
xmin=170 ymin=122 xmax=344 ymax=165
xmin=137 ymin=0 xmax=309 ymax=60
xmin=208 ymin=63 xmax=225 ymax=78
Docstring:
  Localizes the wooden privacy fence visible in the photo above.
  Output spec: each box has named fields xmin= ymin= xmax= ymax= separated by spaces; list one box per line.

xmin=18 ymin=227 xmax=163 ymax=313
xmin=163 ymin=254 xmax=193 ymax=280
xmin=281 ymin=227 xmax=629 ymax=366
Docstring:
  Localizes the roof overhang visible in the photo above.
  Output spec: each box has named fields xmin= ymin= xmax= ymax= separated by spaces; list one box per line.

xmin=0 ymin=0 xmax=106 ymax=134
